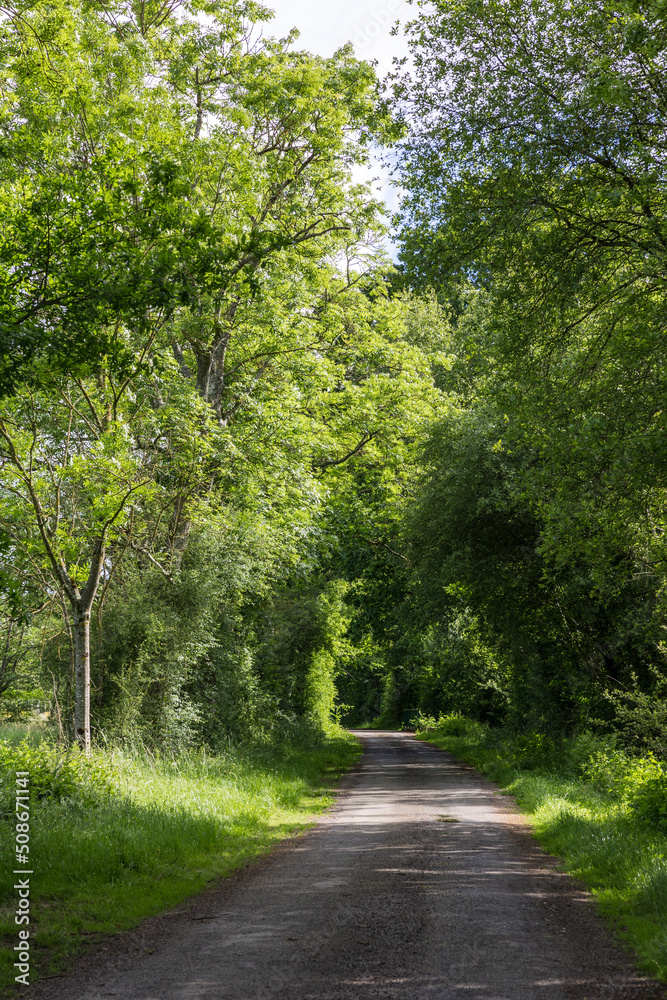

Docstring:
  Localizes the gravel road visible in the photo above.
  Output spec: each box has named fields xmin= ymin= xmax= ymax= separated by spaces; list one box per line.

xmin=31 ymin=731 xmax=666 ymax=1000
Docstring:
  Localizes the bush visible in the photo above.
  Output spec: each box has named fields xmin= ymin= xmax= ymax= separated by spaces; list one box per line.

xmin=608 ymin=672 xmax=667 ymax=760
xmin=0 ymin=740 xmax=115 ymax=815
xmin=416 ymin=712 xmax=485 ymax=737
xmin=579 ymin=744 xmax=663 ymax=799
xmin=630 ymin=773 xmax=667 ymax=831
xmin=417 ymin=717 xmax=667 ymax=807
xmin=507 ymin=730 xmax=557 ymax=770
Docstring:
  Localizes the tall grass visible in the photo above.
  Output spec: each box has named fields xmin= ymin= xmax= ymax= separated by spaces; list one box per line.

xmin=0 ymin=722 xmax=54 ymax=747
xmin=0 ymin=727 xmax=360 ymax=991
xmin=417 ymin=715 xmax=667 ymax=982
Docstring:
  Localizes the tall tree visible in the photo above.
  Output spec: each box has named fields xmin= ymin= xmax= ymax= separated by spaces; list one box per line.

xmin=0 ymin=358 xmax=213 ymax=750
xmin=383 ymin=0 xmax=667 ymax=731
xmin=392 ymin=0 xmax=667 ymax=311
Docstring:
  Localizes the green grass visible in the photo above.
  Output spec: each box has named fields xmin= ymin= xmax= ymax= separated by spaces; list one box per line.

xmin=0 ymin=727 xmax=360 ymax=992
xmin=0 ymin=722 xmax=54 ymax=747
xmin=417 ymin=717 xmax=667 ymax=983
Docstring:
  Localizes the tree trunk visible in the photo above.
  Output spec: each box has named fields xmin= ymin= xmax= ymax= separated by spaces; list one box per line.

xmin=73 ymin=606 xmax=91 ymax=753
xmin=68 ymin=540 xmax=105 ymax=753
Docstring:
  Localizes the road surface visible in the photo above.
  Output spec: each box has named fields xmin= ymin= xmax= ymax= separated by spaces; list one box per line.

xmin=32 ymin=731 xmax=666 ymax=1000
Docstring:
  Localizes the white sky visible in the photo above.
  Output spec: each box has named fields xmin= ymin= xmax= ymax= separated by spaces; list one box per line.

xmin=265 ymin=0 xmax=412 ymax=73
xmin=264 ymin=0 xmax=414 ymax=244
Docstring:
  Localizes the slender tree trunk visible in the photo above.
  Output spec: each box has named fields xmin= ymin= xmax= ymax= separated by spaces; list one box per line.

xmin=69 ymin=541 xmax=105 ymax=754
xmin=73 ymin=606 xmax=92 ymax=753
xmin=48 ymin=670 xmax=66 ymax=745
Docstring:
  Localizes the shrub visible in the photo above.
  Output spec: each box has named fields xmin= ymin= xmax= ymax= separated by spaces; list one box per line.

xmin=581 ymin=746 xmax=663 ymax=799
xmin=0 ymin=740 xmax=115 ymax=816
xmin=608 ymin=672 xmax=667 ymax=760
xmin=508 ymin=730 xmax=557 ymax=770
xmin=417 ymin=712 xmax=483 ymax=737
xmin=630 ymin=772 xmax=667 ymax=831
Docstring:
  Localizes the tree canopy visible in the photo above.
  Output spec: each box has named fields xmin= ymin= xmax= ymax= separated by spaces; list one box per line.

xmin=371 ymin=0 xmax=667 ymax=738
xmin=4 ymin=0 xmax=667 ymax=756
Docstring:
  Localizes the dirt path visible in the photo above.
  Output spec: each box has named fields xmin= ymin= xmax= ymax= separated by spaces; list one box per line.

xmin=31 ymin=731 xmax=666 ymax=1000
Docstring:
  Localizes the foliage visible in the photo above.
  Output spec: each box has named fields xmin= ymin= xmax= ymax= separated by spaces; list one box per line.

xmin=0 ymin=0 xmax=453 ymax=746
xmin=606 ymin=674 xmax=667 ymax=761
xmin=0 ymin=739 xmax=114 ymax=812
xmin=630 ymin=774 xmax=667 ymax=832
xmin=9 ymin=0 xmax=667 ymax=845
xmin=392 ymin=0 xmax=667 ymax=311
xmin=386 ymin=0 xmax=667 ymax=737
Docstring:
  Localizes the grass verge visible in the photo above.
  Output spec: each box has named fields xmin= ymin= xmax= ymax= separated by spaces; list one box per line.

xmin=416 ymin=716 xmax=667 ymax=983
xmin=0 ymin=727 xmax=360 ymax=993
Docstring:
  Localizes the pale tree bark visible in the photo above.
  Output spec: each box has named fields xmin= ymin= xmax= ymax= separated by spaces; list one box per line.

xmin=69 ymin=540 xmax=105 ymax=752
xmin=73 ymin=608 xmax=91 ymax=752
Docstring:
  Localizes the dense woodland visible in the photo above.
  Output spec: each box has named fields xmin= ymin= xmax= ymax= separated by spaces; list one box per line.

xmin=1 ymin=0 xmax=667 ymax=756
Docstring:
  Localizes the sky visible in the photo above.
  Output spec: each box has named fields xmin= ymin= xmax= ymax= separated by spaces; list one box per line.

xmin=263 ymin=0 xmax=415 ymax=239
xmin=265 ymin=0 xmax=412 ymax=74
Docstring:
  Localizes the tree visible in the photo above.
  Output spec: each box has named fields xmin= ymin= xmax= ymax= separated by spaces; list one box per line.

xmin=160 ymin=36 xmax=395 ymax=424
xmin=383 ymin=0 xmax=667 ymax=735
xmin=0 ymin=1 xmax=206 ymax=391
xmin=310 ymin=288 xmax=454 ymax=726
xmin=392 ymin=0 xmax=667 ymax=311
xmin=390 ymin=0 xmax=667 ymax=479
xmin=0 ymin=359 xmax=214 ymax=749
xmin=0 ymin=0 xmax=398 ymax=744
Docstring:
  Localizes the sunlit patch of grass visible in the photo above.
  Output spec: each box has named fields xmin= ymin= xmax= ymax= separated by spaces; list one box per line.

xmin=418 ymin=723 xmax=667 ymax=982
xmin=0 ymin=730 xmax=360 ymax=994
xmin=0 ymin=722 xmax=53 ymax=747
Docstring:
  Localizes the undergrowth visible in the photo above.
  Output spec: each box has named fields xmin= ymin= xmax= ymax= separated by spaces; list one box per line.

xmin=416 ymin=713 xmax=667 ymax=982
xmin=0 ymin=724 xmax=360 ymax=993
